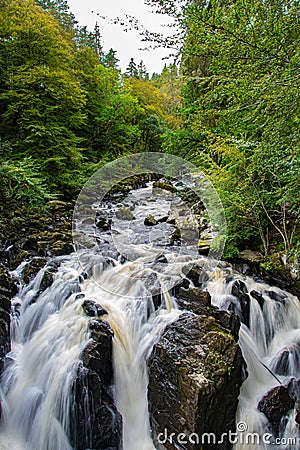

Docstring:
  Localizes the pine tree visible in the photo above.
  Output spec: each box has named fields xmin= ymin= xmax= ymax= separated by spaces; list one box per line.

xmin=125 ymin=58 xmax=138 ymax=78
xmin=104 ymin=48 xmax=119 ymax=69
xmin=93 ymin=22 xmax=104 ymax=62
xmin=137 ymin=60 xmax=149 ymax=80
xmin=35 ymin=0 xmax=77 ymax=35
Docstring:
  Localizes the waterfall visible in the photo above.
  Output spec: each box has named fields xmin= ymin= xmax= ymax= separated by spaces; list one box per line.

xmin=0 ymin=258 xmax=90 ymax=450
xmin=206 ymin=267 xmax=300 ymax=449
xmin=0 ymin=182 xmax=299 ymax=450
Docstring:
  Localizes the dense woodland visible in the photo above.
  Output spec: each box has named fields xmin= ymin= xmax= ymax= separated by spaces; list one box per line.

xmin=0 ymin=0 xmax=299 ymax=275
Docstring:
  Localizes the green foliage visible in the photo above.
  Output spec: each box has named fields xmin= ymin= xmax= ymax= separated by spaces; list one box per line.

xmin=0 ymin=156 xmax=55 ymax=210
xmin=161 ymin=0 xmax=300 ymax=258
xmin=125 ymin=57 xmax=139 ymax=79
xmin=0 ymin=0 xmax=180 ymax=209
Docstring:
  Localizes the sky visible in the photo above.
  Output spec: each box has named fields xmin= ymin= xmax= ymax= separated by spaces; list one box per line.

xmin=67 ymin=0 xmax=174 ymax=75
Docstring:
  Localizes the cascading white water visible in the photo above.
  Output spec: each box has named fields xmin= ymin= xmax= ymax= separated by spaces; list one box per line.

xmin=206 ymin=267 xmax=300 ymax=449
xmin=81 ymin=261 xmax=181 ymax=450
xmin=0 ymin=182 xmax=299 ymax=450
xmin=0 ymin=258 xmax=90 ymax=450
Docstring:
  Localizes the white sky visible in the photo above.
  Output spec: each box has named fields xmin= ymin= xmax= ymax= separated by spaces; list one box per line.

xmin=67 ymin=0 xmax=174 ymax=75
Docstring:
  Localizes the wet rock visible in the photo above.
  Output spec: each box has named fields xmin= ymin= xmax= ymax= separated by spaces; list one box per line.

xmin=115 ymin=207 xmax=135 ymax=221
xmin=82 ymin=300 xmax=108 ymax=318
xmin=169 ymin=227 xmax=181 ymax=245
xmin=186 ymin=265 xmax=209 ymax=287
xmin=144 ymin=215 xmax=157 ymax=226
xmin=38 ymin=267 xmax=57 ymax=292
xmin=198 ymin=239 xmax=211 ymax=255
xmin=154 ymin=254 xmax=168 ymax=265
xmin=175 ymin=289 xmax=210 ymax=316
xmin=267 ymin=290 xmax=287 ymax=303
xmin=50 ymin=241 xmax=74 ymax=256
xmin=157 ymin=216 xmax=169 ymax=223
xmin=96 ymin=215 xmax=111 ymax=231
xmin=0 ymin=298 xmax=11 ymax=361
xmin=286 ymin=378 xmax=300 ymax=402
xmin=250 ymin=290 xmax=264 ymax=309
xmin=178 ymin=287 xmax=211 ymax=307
xmin=153 ymin=180 xmax=177 ymax=193
xmin=210 ymin=308 xmax=241 ymax=342
xmin=231 ymin=281 xmax=250 ymax=327
xmin=0 ymin=267 xmax=18 ymax=375
xmin=152 ymin=294 xmax=162 ymax=310
xmin=296 ymin=402 xmax=300 ymax=425
xmin=231 ymin=280 xmax=247 ymax=296
xmin=166 ymin=216 xmax=176 ymax=225
xmin=172 ymin=278 xmax=190 ymax=297
xmin=272 ymin=348 xmax=293 ymax=376
xmin=0 ymin=266 xmax=18 ymax=298
xmin=70 ymin=319 xmax=122 ymax=449
xmin=148 ymin=313 xmax=244 ymax=450
xmin=258 ymin=385 xmax=295 ymax=434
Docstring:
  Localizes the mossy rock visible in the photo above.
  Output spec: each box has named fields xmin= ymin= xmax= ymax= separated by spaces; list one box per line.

xmin=153 ymin=180 xmax=177 ymax=193
xmin=22 ymin=258 xmax=47 ymax=285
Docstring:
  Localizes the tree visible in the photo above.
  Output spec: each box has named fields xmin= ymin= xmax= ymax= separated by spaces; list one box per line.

xmin=93 ymin=22 xmax=104 ymax=61
xmin=35 ymin=0 xmax=77 ymax=37
xmin=137 ymin=60 xmax=149 ymax=80
xmin=154 ymin=0 xmax=300 ymax=259
xmin=0 ymin=0 xmax=87 ymax=193
xmin=104 ymin=48 xmax=119 ymax=69
xmin=125 ymin=57 xmax=139 ymax=78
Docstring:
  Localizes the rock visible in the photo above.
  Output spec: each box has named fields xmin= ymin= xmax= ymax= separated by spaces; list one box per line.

xmin=157 ymin=216 xmax=169 ymax=223
xmin=82 ymin=300 xmax=108 ymax=318
xmin=148 ymin=312 xmax=244 ymax=450
xmin=154 ymin=254 xmax=168 ymax=265
xmin=0 ymin=267 xmax=18 ymax=377
xmin=96 ymin=215 xmax=111 ymax=231
xmin=210 ymin=308 xmax=241 ymax=342
xmin=39 ymin=267 xmax=56 ymax=292
xmin=70 ymin=319 xmax=122 ymax=449
xmin=169 ymin=227 xmax=181 ymax=245
xmin=231 ymin=280 xmax=247 ymax=296
xmin=198 ymin=239 xmax=211 ymax=255
xmin=258 ymin=385 xmax=295 ymax=434
xmin=0 ymin=266 xmax=18 ymax=298
xmin=296 ymin=402 xmax=300 ymax=425
xmin=166 ymin=216 xmax=176 ymax=225
xmin=231 ymin=281 xmax=250 ymax=327
xmin=239 ymin=250 xmax=264 ymax=262
xmin=115 ymin=207 xmax=135 ymax=221
xmin=286 ymin=378 xmax=300 ymax=402
xmin=50 ymin=241 xmax=74 ymax=256
xmin=186 ymin=264 xmax=210 ymax=287
xmin=250 ymin=290 xmax=264 ymax=309
xmin=0 ymin=297 xmax=11 ymax=360
xmin=153 ymin=180 xmax=177 ymax=193
xmin=178 ymin=287 xmax=211 ymax=307
xmin=22 ymin=259 xmax=49 ymax=285
xmin=144 ymin=215 xmax=157 ymax=226
xmin=267 ymin=290 xmax=287 ymax=303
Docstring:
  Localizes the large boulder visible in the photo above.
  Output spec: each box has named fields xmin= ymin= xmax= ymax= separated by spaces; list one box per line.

xmin=148 ymin=312 xmax=244 ymax=450
xmin=258 ymin=379 xmax=300 ymax=435
xmin=70 ymin=315 xmax=122 ymax=450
